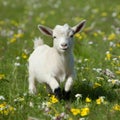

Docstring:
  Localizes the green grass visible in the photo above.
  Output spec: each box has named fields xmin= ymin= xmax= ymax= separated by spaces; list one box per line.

xmin=0 ymin=0 xmax=120 ymax=120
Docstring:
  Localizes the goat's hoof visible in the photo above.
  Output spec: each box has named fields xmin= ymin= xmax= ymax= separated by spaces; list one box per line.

xmin=54 ymin=87 xmax=62 ymax=100
xmin=63 ymin=90 xmax=71 ymax=100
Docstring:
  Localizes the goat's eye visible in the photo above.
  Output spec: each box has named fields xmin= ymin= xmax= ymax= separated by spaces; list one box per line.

xmin=53 ymin=36 xmax=56 ymax=39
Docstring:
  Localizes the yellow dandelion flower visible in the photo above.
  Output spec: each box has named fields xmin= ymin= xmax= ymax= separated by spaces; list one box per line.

xmin=116 ymin=70 xmax=120 ymax=74
xmin=55 ymin=113 xmax=59 ymax=117
xmin=46 ymin=102 xmax=52 ymax=107
xmin=105 ymin=51 xmax=112 ymax=61
xmin=96 ymin=96 xmax=105 ymax=105
xmin=50 ymin=95 xmax=58 ymax=104
xmin=14 ymin=33 xmax=24 ymax=38
xmin=101 ymin=12 xmax=107 ymax=17
xmin=69 ymin=118 xmax=73 ymax=120
xmin=111 ymin=79 xmax=116 ymax=84
xmin=74 ymin=17 xmax=81 ymax=23
xmin=96 ymin=98 xmax=102 ymax=105
xmin=93 ymin=82 xmax=101 ymax=89
xmin=108 ymin=33 xmax=116 ymax=40
xmin=109 ymin=47 xmax=113 ymax=51
xmin=9 ymin=38 xmax=16 ymax=43
xmin=70 ymin=108 xmax=81 ymax=116
xmin=85 ymin=97 xmax=92 ymax=103
xmin=9 ymin=106 xmax=15 ymax=114
xmin=116 ymin=43 xmax=120 ymax=47
xmin=0 ymin=74 xmax=5 ymax=80
xmin=113 ymin=104 xmax=120 ymax=111
xmin=22 ymin=53 xmax=28 ymax=59
xmin=80 ymin=107 xmax=90 ymax=116
xmin=93 ymin=32 xmax=98 ymax=37
xmin=3 ymin=110 xmax=9 ymax=115
xmin=75 ymin=33 xmax=82 ymax=40
xmin=41 ymin=20 xmax=45 ymax=25
xmin=11 ymin=20 xmax=19 ymax=26
xmin=0 ymin=102 xmax=15 ymax=115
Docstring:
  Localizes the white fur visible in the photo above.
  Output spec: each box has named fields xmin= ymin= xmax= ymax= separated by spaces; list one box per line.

xmin=28 ymin=20 xmax=86 ymax=94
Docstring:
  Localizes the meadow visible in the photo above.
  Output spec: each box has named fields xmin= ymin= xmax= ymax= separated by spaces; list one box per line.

xmin=0 ymin=0 xmax=120 ymax=120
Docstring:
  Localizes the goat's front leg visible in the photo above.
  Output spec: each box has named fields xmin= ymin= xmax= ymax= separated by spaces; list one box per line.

xmin=47 ymin=77 xmax=61 ymax=99
xmin=28 ymin=75 xmax=36 ymax=94
xmin=63 ymin=76 xmax=73 ymax=99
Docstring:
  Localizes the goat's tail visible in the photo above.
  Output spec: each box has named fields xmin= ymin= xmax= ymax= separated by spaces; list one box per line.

xmin=33 ymin=37 xmax=44 ymax=49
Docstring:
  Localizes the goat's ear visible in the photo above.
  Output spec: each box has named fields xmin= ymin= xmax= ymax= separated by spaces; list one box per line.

xmin=38 ymin=25 xmax=53 ymax=36
xmin=72 ymin=20 xmax=86 ymax=34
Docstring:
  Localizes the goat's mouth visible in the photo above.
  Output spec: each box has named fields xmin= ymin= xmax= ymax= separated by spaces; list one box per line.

xmin=60 ymin=46 xmax=68 ymax=51
xmin=62 ymin=47 xmax=68 ymax=50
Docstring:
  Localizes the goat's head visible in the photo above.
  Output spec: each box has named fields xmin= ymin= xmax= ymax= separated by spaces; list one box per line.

xmin=38 ymin=20 xmax=86 ymax=53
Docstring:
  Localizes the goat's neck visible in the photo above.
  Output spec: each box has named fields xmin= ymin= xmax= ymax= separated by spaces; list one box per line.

xmin=58 ymin=50 xmax=73 ymax=65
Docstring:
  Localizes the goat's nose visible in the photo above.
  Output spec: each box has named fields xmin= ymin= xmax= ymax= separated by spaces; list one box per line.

xmin=61 ymin=43 xmax=67 ymax=47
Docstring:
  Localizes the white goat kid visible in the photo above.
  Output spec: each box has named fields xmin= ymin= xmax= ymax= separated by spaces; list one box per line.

xmin=28 ymin=20 xmax=86 ymax=99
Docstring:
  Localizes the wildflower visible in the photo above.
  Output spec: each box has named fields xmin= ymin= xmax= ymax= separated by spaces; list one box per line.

xmin=9 ymin=33 xmax=24 ymax=43
xmin=11 ymin=20 xmax=19 ymax=26
xmin=14 ymin=97 xmax=24 ymax=102
xmin=96 ymin=98 xmax=102 ymax=105
xmin=93 ymin=82 xmax=101 ymax=89
xmin=116 ymin=43 xmax=120 ymax=47
xmin=0 ymin=74 xmax=5 ymax=80
xmin=116 ymin=70 xmax=120 ymax=74
xmin=101 ymin=12 xmax=107 ymax=17
xmin=9 ymin=38 xmax=16 ymax=43
xmin=75 ymin=94 xmax=82 ymax=98
xmin=16 ymin=56 xmax=20 ymax=60
xmin=84 ymin=58 xmax=89 ymax=62
xmin=108 ymin=79 xmax=120 ymax=85
xmin=29 ymin=102 xmax=34 ymax=107
xmin=85 ymin=97 xmax=91 ymax=103
xmin=44 ymin=107 xmax=50 ymax=113
xmin=88 ymin=41 xmax=93 ymax=45
xmin=14 ymin=62 xmax=20 ymax=66
xmin=69 ymin=118 xmax=73 ymax=120
xmin=92 ymin=8 xmax=99 ymax=14
xmin=93 ymin=32 xmax=98 ymax=37
xmin=102 ymin=69 xmax=115 ymax=78
xmin=113 ymin=104 xmax=120 ymax=111
xmin=79 ymin=118 xmax=86 ymax=120
xmin=0 ymin=96 xmax=5 ymax=100
xmin=80 ymin=107 xmax=90 ymax=116
xmin=70 ymin=108 xmax=81 ymax=116
xmin=96 ymin=77 xmax=104 ymax=81
xmin=50 ymin=95 xmax=58 ymax=104
xmin=0 ymin=102 xmax=15 ymax=115
xmin=93 ymin=68 xmax=102 ymax=73
xmin=96 ymin=96 xmax=105 ymax=105
xmin=108 ymin=33 xmax=116 ymax=40
xmin=75 ymin=33 xmax=82 ymax=40
xmin=22 ymin=53 xmax=28 ymax=59
xmin=60 ymin=112 xmax=68 ymax=119
xmin=41 ymin=20 xmax=45 ymax=25
xmin=46 ymin=102 xmax=52 ymax=106
xmin=14 ymin=33 xmax=23 ymax=38
xmin=109 ymin=42 xmax=116 ymax=47
xmin=105 ymin=51 xmax=112 ymax=60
